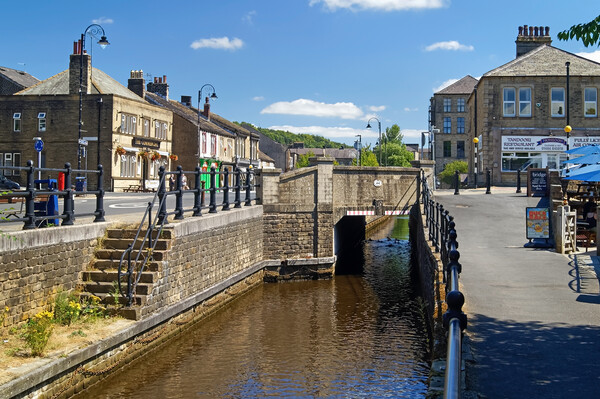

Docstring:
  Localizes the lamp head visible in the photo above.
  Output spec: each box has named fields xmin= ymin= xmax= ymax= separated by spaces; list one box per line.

xmin=98 ymin=36 xmax=110 ymax=49
xmin=366 ymin=123 xmax=372 ymax=129
xmin=564 ymin=125 xmax=572 ymax=133
xmin=210 ymin=92 xmax=218 ymax=99
xmin=473 ymin=137 xmax=479 ymax=144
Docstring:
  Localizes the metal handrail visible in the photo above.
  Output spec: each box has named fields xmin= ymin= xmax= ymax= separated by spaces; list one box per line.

xmin=117 ymin=165 xmax=259 ymax=306
xmin=421 ymin=171 xmax=467 ymax=399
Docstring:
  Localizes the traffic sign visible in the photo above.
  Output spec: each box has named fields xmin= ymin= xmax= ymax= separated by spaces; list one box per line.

xmin=34 ymin=139 xmax=44 ymax=152
xmin=78 ymin=139 xmax=88 ymax=146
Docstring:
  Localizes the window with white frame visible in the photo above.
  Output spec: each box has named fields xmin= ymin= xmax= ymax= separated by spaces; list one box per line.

xmin=154 ymin=121 xmax=167 ymax=139
xmin=13 ymin=113 xmax=21 ymax=132
xmin=519 ymin=88 xmax=532 ymax=116
xmin=38 ymin=112 xmax=46 ymax=132
xmin=443 ymin=98 xmax=451 ymax=112
xmin=585 ymin=87 xmax=597 ymax=117
xmin=202 ymin=132 xmax=207 ymax=153
xmin=251 ymin=140 xmax=257 ymax=160
xmin=551 ymin=87 xmax=565 ymax=117
xmin=143 ymin=119 xmax=150 ymax=137
xmin=443 ymin=117 xmax=451 ymax=133
xmin=0 ymin=152 xmax=21 ymax=176
xmin=210 ymin=135 xmax=217 ymax=156
xmin=503 ymin=88 xmax=516 ymax=116
xmin=457 ymin=98 xmax=465 ymax=112
xmin=457 ymin=117 xmax=465 ymax=134
xmin=120 ymin=114 xmax=137 ymax=135
xmin=119 ymin=154 xmax=136 ymax=177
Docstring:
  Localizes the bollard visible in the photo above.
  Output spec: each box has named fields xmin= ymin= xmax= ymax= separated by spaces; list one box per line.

xmin=486 ymin=169 xmax=492 ymax=194
xmin=62 ymin=163 xmax=74 ymax=226
xmin=94 ymin=164 xmax=105 ymax=222
xmin=454 ymin=170 xmax=460 ymax=195
xmin=516 ymin=169 xmax=522 ymax=193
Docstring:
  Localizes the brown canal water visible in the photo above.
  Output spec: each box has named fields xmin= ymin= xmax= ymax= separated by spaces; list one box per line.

xmin=79 ymin=217 xmax=430 ymax=398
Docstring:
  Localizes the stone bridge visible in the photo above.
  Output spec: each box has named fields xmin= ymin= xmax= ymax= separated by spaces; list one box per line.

xmin=259 ymin=157 xmax=433 ymax=261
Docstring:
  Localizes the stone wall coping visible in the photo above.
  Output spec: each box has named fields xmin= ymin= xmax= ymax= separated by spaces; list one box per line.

xmin=172 ymin=206 xmax=263 ymax=236
xmin=0 ymin=222 xmax=111 ymax=252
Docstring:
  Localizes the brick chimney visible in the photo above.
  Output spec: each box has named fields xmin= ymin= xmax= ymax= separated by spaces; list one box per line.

xmin=203 ymin=96 xmax=210 ymax=119
xmin=69 ymin=40 xmax=92 ymax=95
xmin=181 ymin=95 xmax=192 ymax=107
xmin=146 ymin=75 xmax=169 ymax=99
xmin=127 ymin=70 xmax=145 ymax=98
xmin=516 ymin=25 xmax=552 ymax=57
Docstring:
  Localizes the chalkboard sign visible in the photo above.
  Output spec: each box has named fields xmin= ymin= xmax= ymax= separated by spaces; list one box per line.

xmin=527 ymin=168 xmax=549 ymax=197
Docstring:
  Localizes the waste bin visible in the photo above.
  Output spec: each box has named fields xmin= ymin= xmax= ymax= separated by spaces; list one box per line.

xmin=75 ymin=176 xmax=87 ymax=192
xmin=34 ymin=179 xmax=59 ymax=226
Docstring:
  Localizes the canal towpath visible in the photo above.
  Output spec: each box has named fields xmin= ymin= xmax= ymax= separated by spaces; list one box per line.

xmin=434 ymin=187 xmax=600 ymax=398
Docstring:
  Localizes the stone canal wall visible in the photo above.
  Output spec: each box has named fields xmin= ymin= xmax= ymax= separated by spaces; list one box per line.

xmin=0 ymin=223 xmax=109 ymax=327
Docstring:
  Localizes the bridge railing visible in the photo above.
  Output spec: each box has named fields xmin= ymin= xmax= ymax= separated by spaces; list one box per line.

xmin=0 ymin=160 xmax=105 ymax=229
xmin=118 ymin=165 xmax=259 ymax=307
xmin=421 ymin=171 xmax=467 ymax=399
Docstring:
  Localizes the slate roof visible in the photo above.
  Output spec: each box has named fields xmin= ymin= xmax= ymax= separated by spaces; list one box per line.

xmin=145 ymin=92 xmax=234 ymax=138
xmin=0 ymin=66 xmax=39 ymax=88
xmin=208 ymin=112 xmax=259 ymax=139
xmin=483 ymin=44 xmax=600 ymax=77
xmin=258 ymin=149 xmax=274 ymax=163
xmin=16 ymin=68 xmax=143 ymax=102
xmin=435 ymin=75 xmax=478 ymax=95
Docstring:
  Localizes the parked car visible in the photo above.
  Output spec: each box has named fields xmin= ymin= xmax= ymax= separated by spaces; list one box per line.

xmin=0 ymin=174 xmax=20 ymax=190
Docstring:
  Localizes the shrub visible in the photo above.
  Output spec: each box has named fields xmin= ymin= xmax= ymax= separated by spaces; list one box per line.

xmin=54 ymin=292 xmax=81 ymax=326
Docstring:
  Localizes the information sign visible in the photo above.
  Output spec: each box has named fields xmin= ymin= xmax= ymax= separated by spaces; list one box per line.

xmin=526 ymin=207 xmax=550 ymax=239
xmin=527 ymin=168 xmax=548 ymax=197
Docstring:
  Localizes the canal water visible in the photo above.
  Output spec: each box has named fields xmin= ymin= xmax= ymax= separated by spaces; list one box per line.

xmin=79 ymin=217 xmax=430 ymax=398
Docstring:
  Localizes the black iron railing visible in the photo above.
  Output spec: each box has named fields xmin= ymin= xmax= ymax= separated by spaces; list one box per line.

xmin=0 ymin=160 xmax=105 ymax=229
xmin=118 ymin=165 xmax=259 ymax=306
xmin=421 ymin=170 xmax=467 ymax=399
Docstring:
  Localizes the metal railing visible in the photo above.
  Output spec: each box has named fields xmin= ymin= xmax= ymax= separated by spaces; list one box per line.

xmin=421 ymin=171 xmax=467 ymax=399
xmin=0 ymin=160 xmax=105 ymax=229
xmin=118 ymin=165 xmax=259 ymax=306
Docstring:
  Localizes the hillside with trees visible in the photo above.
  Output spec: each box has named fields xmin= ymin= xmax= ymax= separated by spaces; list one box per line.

xmin=238 ymin=122 xmax=349 ymax=149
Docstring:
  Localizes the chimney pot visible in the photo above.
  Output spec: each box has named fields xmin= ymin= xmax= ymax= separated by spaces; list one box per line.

xmin=534 ymin=26 xmax=539 ymax=36
xmin=519 ymin=26 xmax=523 ymax=35
xmin=545 ymin=26 xmax=549 ymax=36
xmin=529 ymin=26 xmax=534 ymax=36
xmin=163 ymin=75 xmax=167 ymax=83
xmin=523 ymin=25 xmax=528 ymax=35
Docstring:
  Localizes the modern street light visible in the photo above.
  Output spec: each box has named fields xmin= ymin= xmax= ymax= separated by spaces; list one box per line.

xmin=366 ymin=117 xmax=381 ymax=166
xmin=197 ymin=84 xmax=218 ymax=166
xmin=355 ymin=134 xmax=362 ymax=166
xmin=78 ymin=24 xmax=109 ymax=172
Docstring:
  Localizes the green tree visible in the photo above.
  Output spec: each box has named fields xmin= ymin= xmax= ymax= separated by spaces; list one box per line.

xmin=384 ymin=124 xmax=403 ymax=144
xmin=384 ymin=142 xmax=414 ymax=167
xmin=558 ymin=16 xmax=600 ymax=47
xmin=439 ymin=161 xmax=468 ymax=186
xmin=295 ymin=151 xmax=315 ymax=168
xmin=352 ymin=148 xmax=378 ymax=166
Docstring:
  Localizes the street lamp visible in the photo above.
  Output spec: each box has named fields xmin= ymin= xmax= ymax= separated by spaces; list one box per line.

xmin=355 ymin=134 xmax=362 ymax=166
xmin=197 ymin=84 xmax=218 ymax=165
xmin=78 ymin=24 xmax=109 ymax=172
xmin=366 ymin=117 xmax=381 ymax=166
xmin=565 ymin=61 xmax=571 ymax=154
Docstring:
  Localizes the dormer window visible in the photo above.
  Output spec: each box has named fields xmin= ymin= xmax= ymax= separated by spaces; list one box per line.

xmin=13 ymin=113 xmax=21 ymax=132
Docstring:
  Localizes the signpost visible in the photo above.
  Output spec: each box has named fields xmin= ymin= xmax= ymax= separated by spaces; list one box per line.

xmin=34 ymin=137 xmax=43 ymax=181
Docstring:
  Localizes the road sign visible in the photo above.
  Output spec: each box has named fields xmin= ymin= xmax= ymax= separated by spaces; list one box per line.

xmin=34 ymin=139 xmax=44 ymax=152
xmin=78 ymin=139 xmax=88 ymax=146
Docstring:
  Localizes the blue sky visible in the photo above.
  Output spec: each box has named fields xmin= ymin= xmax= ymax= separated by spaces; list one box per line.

xmin=2 ymin=0 xmax=600 ymax=147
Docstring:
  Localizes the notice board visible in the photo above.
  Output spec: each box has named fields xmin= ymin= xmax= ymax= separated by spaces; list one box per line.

xmin=527 ymin=168 xmax=549 ymax=197
xmin=526 ymin=207 xmax=550 ymax=239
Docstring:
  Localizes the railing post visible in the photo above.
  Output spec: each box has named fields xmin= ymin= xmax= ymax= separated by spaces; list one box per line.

xmin=126 ymin=244 xmax=134 ymax=307
xmin=454 ymin=170 xmax=460 ymax=195
xmin=174 ymin=166 xmax=184 ymax=220
xmin=516 ymin=169 xmax=522 ymax=193
xmin=486 ymin=168 xmax=492 ymax=194
xmin=428 ymin=199 xmax=434 ymax=241
xmin=443 ymin=290 xmax=467 ymax=399
xmin=193 ymin=166 xmax=202 ymax=217
xmin=222 ymin=168 xmax=230 ymax=211
xmin=234 ymin=167 xmax=242 ymax=208
xmin=94 ymin=164 xmax=105 ymax=222
xmin=23 ymin=160 xmax=36 ymax=229
xmin=209 ymin=166 xmax=217 ymax=213
xmin=434 ymin=202 xmax=440 ymax=252
xmin=157 ymin=166 xmax=168 ymax=224
xmin=244 ymin=167 xmax=252 ymax=206
xmin=62 ymin=163 xmax=74 ymax=226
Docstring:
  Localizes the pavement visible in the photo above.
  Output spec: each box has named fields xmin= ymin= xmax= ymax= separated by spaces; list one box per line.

xmin=435 ymin=187 xmax=600 ymax=398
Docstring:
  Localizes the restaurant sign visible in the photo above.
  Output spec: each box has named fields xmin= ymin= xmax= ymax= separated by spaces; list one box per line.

xmin=502 ymin=136 xmax=567 ymax=152
xmin=132 ymin=137 xmax=161 ymax=149
xmin=526 ymin=207 xmax=550 ymax=239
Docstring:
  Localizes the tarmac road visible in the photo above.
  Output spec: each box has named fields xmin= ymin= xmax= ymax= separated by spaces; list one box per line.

xmin=435 ymin=187 xmax=600 ymax=398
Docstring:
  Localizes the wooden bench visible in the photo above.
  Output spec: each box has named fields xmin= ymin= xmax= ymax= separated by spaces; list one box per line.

xmin=0 ymin=196 xmax=24 ymax=219
xmin=123 ymin=185 xmax=142 ymax=192
xmin=576 ymin=230 xmax=597 ymax=252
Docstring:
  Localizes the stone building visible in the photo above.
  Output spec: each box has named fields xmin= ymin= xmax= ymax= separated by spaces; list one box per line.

xmin=0 ymin=66 xmax=39 ymax=95
xmin=468 ymin=25 xmax=600 ymax=185
xmin=430 ymin=75 xmax=478 ymax=178
xmin=0 ymin=46 xmax=173 ymax=192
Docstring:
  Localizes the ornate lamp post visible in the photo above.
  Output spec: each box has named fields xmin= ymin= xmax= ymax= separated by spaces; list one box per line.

xmin=366 ymin=117 xmax=382 ymax=166
xmin=78 ymin=24 xmax=109 ymax=172
xmin=197 ymin=84 xmax=218 ymax=165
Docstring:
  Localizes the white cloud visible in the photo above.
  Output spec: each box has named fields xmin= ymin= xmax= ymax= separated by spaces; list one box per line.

xmin=401 ymin=129 xmax=425 ymax=143
xmin=190 ymin=37 xmax=244 ymax=51
xmin=252 ymin=96 xmax=265 ymax=101
xmin=309 ymin=0 xmax=448 ymax=11
xmin=577 ymin=50 xmax=600 ymax=63
xmin=425 ymin=41 xmax=474 ymax=52
xmin=368 ymin=105 xmax=386 ymax=112
xmin=270 ymin=125 xmax=378 ymax=139
xmin=243 ymin=11 xmax=257 ymax=25
xmin=92 ymin=17 xmax=113 ymax=24
xmin=433 ymin=78 xmax=458 ymax=92
xmin=261 ymin=99 xmax=364 ymax=119
xmin=404 ymin=107 xmax=419 ymax=112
